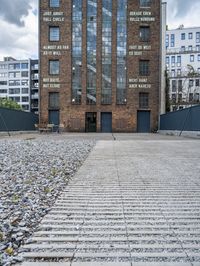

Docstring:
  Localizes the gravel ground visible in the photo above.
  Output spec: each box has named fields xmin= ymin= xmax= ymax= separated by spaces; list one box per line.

xmin=0 ymin=138 xmax=95 ymax=266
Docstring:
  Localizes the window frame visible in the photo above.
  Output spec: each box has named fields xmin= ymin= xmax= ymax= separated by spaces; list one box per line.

xmin=139 ymin=26 xmax=150 ymax=42
xmin=139 ymin=92 xmax=149 ymax=109
xmin=49 ymin=26 xmax=60 ymax=42
xmin=49 ymin=92 xmax=60 ymax=109
xmin=139 ymin=0 xmax=151 ymax=8
xmin=139 ymin=60 xmax=150 ymax=76
xmin=49 ymin=0 xmax=60 ymax=8
xmin=49 ymin=60 xmax=60 ymax=75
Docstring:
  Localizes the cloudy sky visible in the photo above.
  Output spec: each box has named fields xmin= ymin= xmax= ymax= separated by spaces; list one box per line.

xmin=0 ymin=0 xmax=200 ymax=60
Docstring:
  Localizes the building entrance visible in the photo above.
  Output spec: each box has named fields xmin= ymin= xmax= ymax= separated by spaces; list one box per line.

xmin=101 ymin=112 xmax=112 ymax=132
xmin=137 ymin=111 xmax=151 ymax=133
xmin=85 ymin=112 xmax=97 ymax=132
xmin=49 ymin=110 xmax=60 ymax=132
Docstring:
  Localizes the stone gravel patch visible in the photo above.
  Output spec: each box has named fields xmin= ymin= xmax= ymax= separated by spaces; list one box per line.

xmin=0 ymin=138 xmax=95 ymax=266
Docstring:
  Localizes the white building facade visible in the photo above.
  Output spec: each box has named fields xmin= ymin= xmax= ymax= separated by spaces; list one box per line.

xmin=0 ymin=57 xmax=39 ymax=113
xmin=166 ymin=26 xmax=200 ymax=111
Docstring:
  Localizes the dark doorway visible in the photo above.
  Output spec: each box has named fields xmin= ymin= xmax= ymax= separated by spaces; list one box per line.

xmin=101 ymin=112 xmax=112 ymax=132
xmin=49 ymin=110 xmax=60 ymax=132
xmin=85 ymin=112 xmax=97 ymax=132
xmin=137 ymin=111 xmax=151 ymax=133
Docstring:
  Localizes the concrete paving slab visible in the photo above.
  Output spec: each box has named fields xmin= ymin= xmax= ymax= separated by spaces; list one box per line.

xmin=19 ymin=136 xmax=200 ymax=265
xmin=72 ymin=263 xmax=131 ymax=266
xmin=22 ymin=263 xmax=70 ymax=266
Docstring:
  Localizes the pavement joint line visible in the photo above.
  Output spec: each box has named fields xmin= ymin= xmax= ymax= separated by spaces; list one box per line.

xmin=69 ymin=189 xmax=92 ymax=266
xmin=112 ymin=141 xmax=133 ymax=266
xmin=158 ymin=204 xmax=194 ymax=266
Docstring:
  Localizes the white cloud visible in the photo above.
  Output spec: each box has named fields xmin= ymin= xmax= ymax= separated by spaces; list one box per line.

xmin=0 ymin=0 xmax=38 ymax=60
xmin=0 ymin=0 xmax=200 ymax=60
xmin=166 ymin=0 xmax=200 ymax=29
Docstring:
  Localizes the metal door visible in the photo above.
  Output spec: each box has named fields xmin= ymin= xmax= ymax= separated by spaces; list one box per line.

xmin=49 ymin=110 xmax=60 ymax=131
xmin=137 ymin=111 xmax=151 ymax=133
xmin=101 ymin=112 xmax=112 ymax=133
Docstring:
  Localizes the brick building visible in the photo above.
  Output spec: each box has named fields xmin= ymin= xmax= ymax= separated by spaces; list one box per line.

xmin=39 ymin=0 xmax=164 ymax=132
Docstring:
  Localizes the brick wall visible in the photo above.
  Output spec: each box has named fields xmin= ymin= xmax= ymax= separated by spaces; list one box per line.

xmin=39 ymin=0 xmax=161 ymax=132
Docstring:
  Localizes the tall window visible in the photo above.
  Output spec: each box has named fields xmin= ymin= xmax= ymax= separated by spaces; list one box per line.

xmin=72 ymin=0 xmax=82 ymax=104
xmin=49 ymin=60 xmax=59 ymax=75
xmin=178 ymin=80 xmax=182 ymax=92
xmin=172 ymin=80 xmax=177 ymax=92
xmin=49 ymin=27 xmax=60 ymax=41
xmin=139 ymin=60 xmax=149 ymax=76
xmin=49 ymin=92 xmax=59 ymax=109
xmin=170 ymin=34 xmax=175 ymax=47
xmin=196 ymin=32 xmax=200 ymax=43
xmin=139 ymin=93 xmax=149 ymax=108
xmin=87 ymin=0 xmax=97 ymax=105
xmin=49 ymin=0 xmax=60 ymax=7
xmin=171 ymin=56 xmax=175 ymax=66
xmin=166 ymin=34 xmax=169 ymax=48
xmin=101 ymin=0 xmax=112 ymax=104
xmin=177 ymin=56 xmax=181 ymax=66
xmin=181 ymin=33 xmax=185 ymax=40
xmin=188 ymin=32 xmax=193 ymax=39
xmin=190 ymin=55 xmax=194 ymax=62
xmin=117 ymin=0 xmax=127 ymax=104
xmin=139 ymin=26 xmax=150 ymax=42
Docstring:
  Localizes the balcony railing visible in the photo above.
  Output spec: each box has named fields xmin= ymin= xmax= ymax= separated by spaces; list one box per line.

xmin=167 ymin=46 xmax=200 ymax=55
xmin=167 ymin=71 xmax=200 ymax=78
xmin=31 ymin=94 xmax=39 ymax=99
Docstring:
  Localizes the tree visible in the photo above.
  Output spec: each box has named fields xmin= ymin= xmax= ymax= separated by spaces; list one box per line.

xmin=0 ymin=98 xmax=22 ymax=110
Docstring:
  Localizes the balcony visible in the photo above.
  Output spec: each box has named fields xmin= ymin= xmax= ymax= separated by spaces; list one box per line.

xmin=31 ymin=65 xmax=38 ymax=71
xmin=167 ymin=71 xmax=200 ymax=78
xmin=167 ymin=46 xmax=200 ymax=55
xmin=31 ymin=74 xmax=39 ymax=80
xmin=31 ymin=94 xmax=39 ymax=99
xmin=31 ymin=104 xmax=39 ymax=109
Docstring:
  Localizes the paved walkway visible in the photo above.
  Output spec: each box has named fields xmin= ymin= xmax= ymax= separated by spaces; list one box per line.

xmin=21 ymin=137 xmax=200 ymax=266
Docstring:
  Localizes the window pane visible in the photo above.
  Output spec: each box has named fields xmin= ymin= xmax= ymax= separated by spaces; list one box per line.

xmin=49 ymin=0 xmax=60 ymax=7
xmin=140 ymin=0 xmax=151 ymax=7
xmin=21 ymin=71 xmax=28 ymax=77
xmin=49 ymin=92 xmax=59 ymax=108
xmin=117 ymin=0 xmax=127 ymax=105
xmin=72 ymin=0 xmax=82 ymax=104
xmin=49 ymin=27 xmax=60 ymax=41
xmin=49 ymin=60 xmax=59 ymax=75
xmin=140 ymin=26 xmax=150 ymax=42
xmin=139 ymin=60 xmax=149 ymax=76
xmin=139 ymin=93 xmax=149 ymax=108
xmin=87 ymin=0 xmax=97 ymax=105
xmin=21 ymin=63 xmax=28 ymax=69
xmin=101 ymin=0 xmax=112 ymax=104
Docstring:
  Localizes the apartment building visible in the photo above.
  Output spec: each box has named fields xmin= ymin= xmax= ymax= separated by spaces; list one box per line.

xmin=166 ymin=26 xmax=200 ymax=111
xmin=0 ymin=57 xmax=39 ymax=114
xmin=39 ymin=0 xmax=165 ymax=132
xmin=30 ymin=60 xmax=39 ymax=114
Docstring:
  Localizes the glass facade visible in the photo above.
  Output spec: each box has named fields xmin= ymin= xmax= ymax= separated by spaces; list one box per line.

xmin=87 ymin=0 xmax=97 ymax=105
xmin=72 ymin=0 xmax=82 ymax=104
xmin=101 ymin=0 xmax=112 ymax=104
xmin=116 ymin=0 xmax=127 ymax=104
